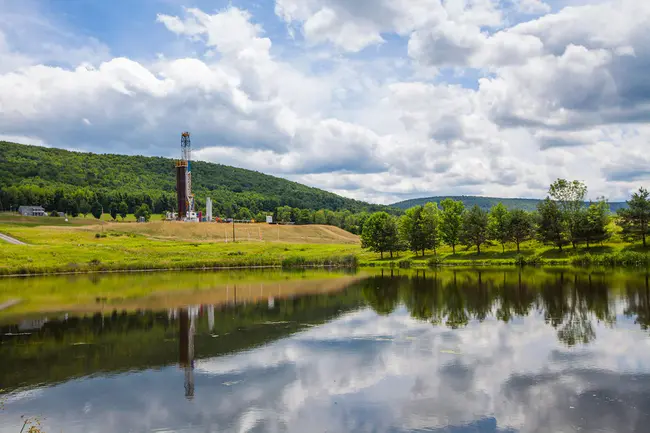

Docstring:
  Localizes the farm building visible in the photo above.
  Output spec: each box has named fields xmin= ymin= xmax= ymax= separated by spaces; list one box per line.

xmin=18 ymin=206 xmax=46 ymax=217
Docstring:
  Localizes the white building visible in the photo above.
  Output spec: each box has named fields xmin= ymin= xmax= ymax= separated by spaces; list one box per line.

xmin=18 ymin=206 xmax=45 ymax=217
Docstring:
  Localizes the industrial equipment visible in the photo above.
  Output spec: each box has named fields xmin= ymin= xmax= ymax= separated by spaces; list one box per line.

xmin=176 ymin=132 xmax=198 ymax=221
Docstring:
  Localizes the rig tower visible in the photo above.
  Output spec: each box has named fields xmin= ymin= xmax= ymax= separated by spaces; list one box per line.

xmin=176 ymin=132 xmax=195 ymax=220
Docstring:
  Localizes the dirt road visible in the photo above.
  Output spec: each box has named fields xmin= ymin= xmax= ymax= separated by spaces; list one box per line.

xmin=0 ymin=232 xmax=26 ymax=245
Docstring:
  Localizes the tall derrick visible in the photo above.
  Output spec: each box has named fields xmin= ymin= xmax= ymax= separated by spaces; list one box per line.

xmin=176 ymin=132 xmax=194 ymax=220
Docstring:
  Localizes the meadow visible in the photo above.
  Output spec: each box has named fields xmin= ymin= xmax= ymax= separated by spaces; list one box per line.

xmin=0 ymin=214 xmax=648 ymax=276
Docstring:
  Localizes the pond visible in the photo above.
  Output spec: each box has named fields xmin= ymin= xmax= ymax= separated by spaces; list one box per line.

xmin=1 ymin=268 xmax=650 ymax=433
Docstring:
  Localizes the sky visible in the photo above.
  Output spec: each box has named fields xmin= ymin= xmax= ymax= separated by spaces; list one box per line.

xmin=0 ymin=0 xmax=648 ymax=204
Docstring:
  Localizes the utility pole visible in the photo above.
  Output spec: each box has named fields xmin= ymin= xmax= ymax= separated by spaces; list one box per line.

xmin=232 ymin=219 xmax=236 ymax=242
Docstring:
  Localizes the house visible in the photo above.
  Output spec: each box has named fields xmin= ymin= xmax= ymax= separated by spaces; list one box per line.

xmin=17 ymin=206 xmax=46 ymax=217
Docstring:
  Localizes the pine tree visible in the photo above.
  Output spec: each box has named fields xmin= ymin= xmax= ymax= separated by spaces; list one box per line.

xmin=618 ymin=187 xmax=650 ymax=248
xmin=508 ymin=209 xmax=535 ymax=253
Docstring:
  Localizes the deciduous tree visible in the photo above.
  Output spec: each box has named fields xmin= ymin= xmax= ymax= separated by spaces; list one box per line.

xmin=537 ymin=198 xmax=568 ymax=251
xmin=134 ymin=204 xmax=151 ymax=222
xmin=118 ymin=201 xmax=128 ymax=220
xmin=549 ymin=179 xmax=587 ymax=249
xmin=488 ymin=203 xmax=511 ymax=252
xmin=440 ymin=198 xmax=465 ymax=254
xmin=400 ymin=206 xmax=427 ymax=256
xmin=461 ymin=205 xmax=489 ymax=255
xmin=361 ymin=212 xmax=400 ymax=259
xmin=422 ymin=202 xmax=442 ymax=254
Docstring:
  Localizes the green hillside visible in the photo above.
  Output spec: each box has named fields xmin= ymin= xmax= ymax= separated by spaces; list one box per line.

xmin=392 ymin=196 xmax=627 ymax=213
xmin=0 ymin=141 xmax=395 ymax=216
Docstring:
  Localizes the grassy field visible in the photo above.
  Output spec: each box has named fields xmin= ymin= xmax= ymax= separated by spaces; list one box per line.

xmin=0 ymin=213 xmax=361 ymax=275
xmin=0 ymin=213 xmax=649 ymax=275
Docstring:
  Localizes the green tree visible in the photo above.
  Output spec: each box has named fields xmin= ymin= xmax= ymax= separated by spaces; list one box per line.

xmin=537 ymin=198 xmax=568 ymax=251
xmin=109 ymin=203 xmax=118 ymax=221
xmin=79 ymin=199 xmax=91 ymax=217
xmin=118 ymin=201 xmax=128 ymax=221
xmin=361 ymin=212 xmax=400 ymax=259
xmin=488 ymin=203 xmax=511 ymax=252
xmin=91 ymin=201 xmax=103 ymax=220
xmin=399 ymin=206 xmax=428 ymax=256
xmin=276 ymin=206 xmax=293 ymax=224
xmin=460 ymin=205 xmax=489 ymax=255
xmin=134 ymin=204 xmax=151 ymax=222
xmin=508 ymin=209 xmax=535 ymax=253
xmin=549 ymin=179 xmax=587 ymax=249
xmin=440 ymin=198 xmax=465 ymax=254
xmin=578 ymin=200 xmax=610 ymax=248
xmin=313 ymin=210 xmax=327 ymax=225
xmin=254 ymin=211 xmax=267 ymax=223
xmin=618 ymin=187 xmax=650 ymax=248
xmin=422 ymin=202 xmax=442 ymax=254
xmin=236 ymin=207 xmax=252 ymax=221
xmin=296 ymin=209 xmax=313 ymax=225
xmin=69 ymin=200 xmax=80 ymax=218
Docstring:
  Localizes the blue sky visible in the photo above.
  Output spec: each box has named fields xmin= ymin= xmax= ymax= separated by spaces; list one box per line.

xmin=0 ymin=0 xmax=648 ymax=204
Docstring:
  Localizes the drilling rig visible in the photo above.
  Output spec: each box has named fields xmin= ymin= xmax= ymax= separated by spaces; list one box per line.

xmin=176 ymin=132 xmax=197 ymax=221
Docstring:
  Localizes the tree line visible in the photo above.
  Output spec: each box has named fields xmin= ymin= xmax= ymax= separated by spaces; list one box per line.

xmin=361 ymin=179 xmax=650 ymax=258
xmin=0 ymin=183 xmax=375 ymax=233
xmin=0 ymin=141 xmax=398 ymax=215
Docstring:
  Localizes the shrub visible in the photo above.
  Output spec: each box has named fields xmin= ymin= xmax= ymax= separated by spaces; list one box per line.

xmin=398 ymin=258 xmax=412 ymax=269
xmin=571 ymin=251 xmax=650 ymax=267
xmin=427 ymin=256 xmax=444 ymax=268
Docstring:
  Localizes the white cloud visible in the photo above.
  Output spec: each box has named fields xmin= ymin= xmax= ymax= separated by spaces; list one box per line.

xmin=516 ymin=0 xmax=552 ymax=14
xmin=4 ymin=300 xmax=650 ymax=433
xmin=0 ymin=0 xmax=649 ymax=203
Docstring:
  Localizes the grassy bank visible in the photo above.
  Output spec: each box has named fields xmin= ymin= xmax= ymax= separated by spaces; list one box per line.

xmin=1 ymin=217 xmax=649 ymax=276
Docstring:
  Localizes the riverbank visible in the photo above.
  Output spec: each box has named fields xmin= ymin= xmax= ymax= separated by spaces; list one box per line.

xmin=1 ymin=220 xmax=649 ymax=276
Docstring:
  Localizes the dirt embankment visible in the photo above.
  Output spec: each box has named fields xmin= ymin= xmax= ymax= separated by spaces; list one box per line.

xmin=94 ymin=221 xmax=361 ymax=244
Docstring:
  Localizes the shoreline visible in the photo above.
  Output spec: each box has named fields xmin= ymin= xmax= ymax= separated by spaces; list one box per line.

xmin=2 ymin=251 xmax=649 ymax=277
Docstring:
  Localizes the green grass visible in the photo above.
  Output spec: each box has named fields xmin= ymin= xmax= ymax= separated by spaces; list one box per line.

xmin=1 ymin=218 xmax=649 ymax=276
xmin=0 ymin=223 xmax=362 ymax=275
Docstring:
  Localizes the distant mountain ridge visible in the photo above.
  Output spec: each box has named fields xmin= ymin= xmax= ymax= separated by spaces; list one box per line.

xmin=391 ymin=196 xmax=627 ymax=213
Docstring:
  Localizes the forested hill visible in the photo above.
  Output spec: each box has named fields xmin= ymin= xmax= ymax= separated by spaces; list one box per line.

xmin=392 ymin=196 xmax=627 ymax=212
xmin=0 ymin=141 xmax=395 ymax=215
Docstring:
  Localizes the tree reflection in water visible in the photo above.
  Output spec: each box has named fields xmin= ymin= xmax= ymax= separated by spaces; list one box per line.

xmin=362 ymin=269 xmax=648 ymax=347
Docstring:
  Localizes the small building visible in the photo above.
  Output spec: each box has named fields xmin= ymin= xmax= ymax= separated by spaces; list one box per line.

xmin=18 ymin=206 xmax=45 ymax=217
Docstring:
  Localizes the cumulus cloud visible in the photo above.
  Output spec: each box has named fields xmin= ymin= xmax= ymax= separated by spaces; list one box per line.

xmin=0 ymin=0 xmax=649 ymax=202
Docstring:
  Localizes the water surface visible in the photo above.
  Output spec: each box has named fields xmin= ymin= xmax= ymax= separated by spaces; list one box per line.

xmin=2 ymin=268 xmax=650 ymax=432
